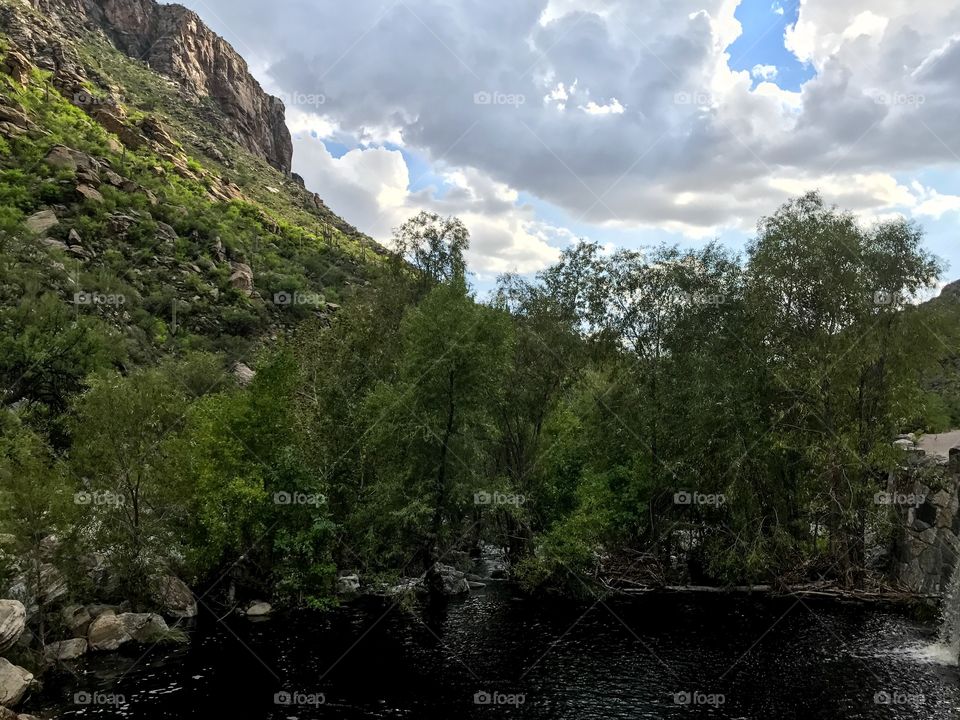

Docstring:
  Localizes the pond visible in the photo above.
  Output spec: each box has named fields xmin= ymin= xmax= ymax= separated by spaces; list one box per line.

xmin=25 ymin=581 xmax=960 ymax=719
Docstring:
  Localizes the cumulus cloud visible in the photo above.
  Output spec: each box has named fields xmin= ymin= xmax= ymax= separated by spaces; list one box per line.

xmin=173 ymin=0 xmax=960 ymax=271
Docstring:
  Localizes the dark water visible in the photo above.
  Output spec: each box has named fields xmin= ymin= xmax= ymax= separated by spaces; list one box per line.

xmin=25 ymin=582 xmax=960 ymax=719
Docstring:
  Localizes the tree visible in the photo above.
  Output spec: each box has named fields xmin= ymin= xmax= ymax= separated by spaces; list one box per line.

xmin=390 ymin=211 xmax=469 ymax=299
xmin=364 ymin=280 xmax=512 ymax=583
xmin=69 ymin=365 xmax=190 ymax=603
xmin=0 ymin=411 xmax=75 ymax=645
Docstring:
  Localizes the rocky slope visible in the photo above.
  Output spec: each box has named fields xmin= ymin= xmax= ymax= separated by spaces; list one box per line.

xmin=18 ymin=0 xmax=293 ymax=173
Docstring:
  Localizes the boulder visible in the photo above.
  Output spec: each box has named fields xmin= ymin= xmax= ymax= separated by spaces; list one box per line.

xmin=62 ymin=605 xmax=92 ymax=637
xmin=232 ymin=363 xmax=255 ymax=387
xmin=75 ymin=184 xmax=103 ymax=203
xmin=152 ymin=575 xmax=197 ymax=619
xmin=0 ymin=659 xmax=31 ymax=707
xmin=86 ymin=611 xmax=131 ymax=652
xmin=335 ymin=575 xmax=360 ymax=595
xmin=0 ymin=602 xmax=25 ymax=654
xmin=45 ymin=145 xmax=96 ymax=172
xmin=245 ymin=602 xmax=271 ymax=617
xmin=430 ymin=563 xmax=470 ymax=596
xmin=229 ymin=262 xmax=255 ymax=296
xmin=43 ymin=638 xmax=87 ymax=662
xmin=92 ymin=107 xmax=146 ymax=149
xmin=118 ymin=613 xmax=169 ymax=643
xmin=7 ymin=564 xmax=68 ymax=615
xmin=24 ymin=210 xmax=58 ymax=234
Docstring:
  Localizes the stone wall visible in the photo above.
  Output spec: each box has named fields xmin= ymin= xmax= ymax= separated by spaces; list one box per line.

xmin=890 ymin=441 xmax=960 ymax=595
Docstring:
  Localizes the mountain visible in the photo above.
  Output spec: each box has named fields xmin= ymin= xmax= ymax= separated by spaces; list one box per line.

xmin=0 ymin=0 xmax=388 ymax=410
xmin=8 ymin=0 xmax=292 ymax=173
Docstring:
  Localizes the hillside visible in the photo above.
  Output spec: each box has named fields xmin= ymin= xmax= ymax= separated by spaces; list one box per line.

xmin=0 ymin=0 xmax=387 ymax=424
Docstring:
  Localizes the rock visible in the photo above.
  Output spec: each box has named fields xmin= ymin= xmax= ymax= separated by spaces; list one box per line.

xmin=86 ymin=611 xmax=131 ymax=652
xmin=291 ymin=172 xmax=305 ymax=188
xmin=430 ymin=563 xmax=470 ymax=596
xmin=0 ymin=659 xmax=31 ymax=707
xmin=0 ymin=602 xmax=25 ymax=654
xmin=229 ymin=261 xmax=255 ymax=296
xmin=85 ymin=604 xmax=120 ymax=619
xmin=24 ymin=209 xmax=58 ymax=234
xmin=893 ymin=438 xmax=915 ymax=450
xmin=245 ymin=602 xmax=271 ymax=617
xmin=211 ymin=237 xmax=226 ymax=263
xmin=0 ymin=105 xmax=33 ymax=133
xmin=102 ymin=168 xmax=126 ymax=187
xmin=118 ymin=613 xmax=169 ymax=643
xmin=6 ymin=564 xmax=67 ymax=614
xmin=232 ymin=362 xmax=255 ymax=387
xmin=335 ymin=575 xmax=360 ymax=595
xmin=45 ymin=145 xmax=96 ymax=172
xmin=139 ymin=116 xmax=179 ymax=152
xmin=467 ymin=581 xmax=486 ymax=589
xmin=68 ymin=228 xmax=82 ymax=245
xmin=92 ymin=107 xmax=146 ymax=149
xmin=75 ymin=184 xmax=104 ymax=203
xmin=152 ymin=575 xmax=197 ymax=619
xmin=39 ymin=237 xmax=68 ymax=252
xmin=155 ymin=222 xmax=178 ymax=242
xmin=1 ymin=48 xmax=31 ymax=85
xmin=62 ymin=605 xmax=92 ymax=637
xmin=43 ymin=638 xmax=87 ymax=662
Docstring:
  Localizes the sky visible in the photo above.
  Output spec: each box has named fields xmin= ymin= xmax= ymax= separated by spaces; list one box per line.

xmin=166 ymin=0 xmax=960 ymax=294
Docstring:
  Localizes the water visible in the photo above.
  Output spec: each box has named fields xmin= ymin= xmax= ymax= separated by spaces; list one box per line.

xmin=924 ymin=552 xmax=960 ymax=665
xmin=24 ymin=583 xmax=960 ymax=719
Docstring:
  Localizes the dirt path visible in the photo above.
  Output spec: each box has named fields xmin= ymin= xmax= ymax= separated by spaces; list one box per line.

xmin=918 ymin=430 xmax=960 ymax=458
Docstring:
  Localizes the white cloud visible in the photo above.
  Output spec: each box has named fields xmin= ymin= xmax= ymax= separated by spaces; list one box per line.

xmin=176 ymin=0 xmax=960 ymax=271
xmin=751 ymin=64 xmax=778 ymax=80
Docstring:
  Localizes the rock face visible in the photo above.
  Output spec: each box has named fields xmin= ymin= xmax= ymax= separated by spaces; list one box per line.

xmin=0 ymin=658 xmax=31 ymax=707
xmin=75 ymin=0 xmax=293 ymax=173
xmin=0 ymin=602 xmax=25 ymax=654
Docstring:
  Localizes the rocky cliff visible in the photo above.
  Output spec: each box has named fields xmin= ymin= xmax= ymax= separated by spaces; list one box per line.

xmin=17 ymin=0 xmax=293 ymax=174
